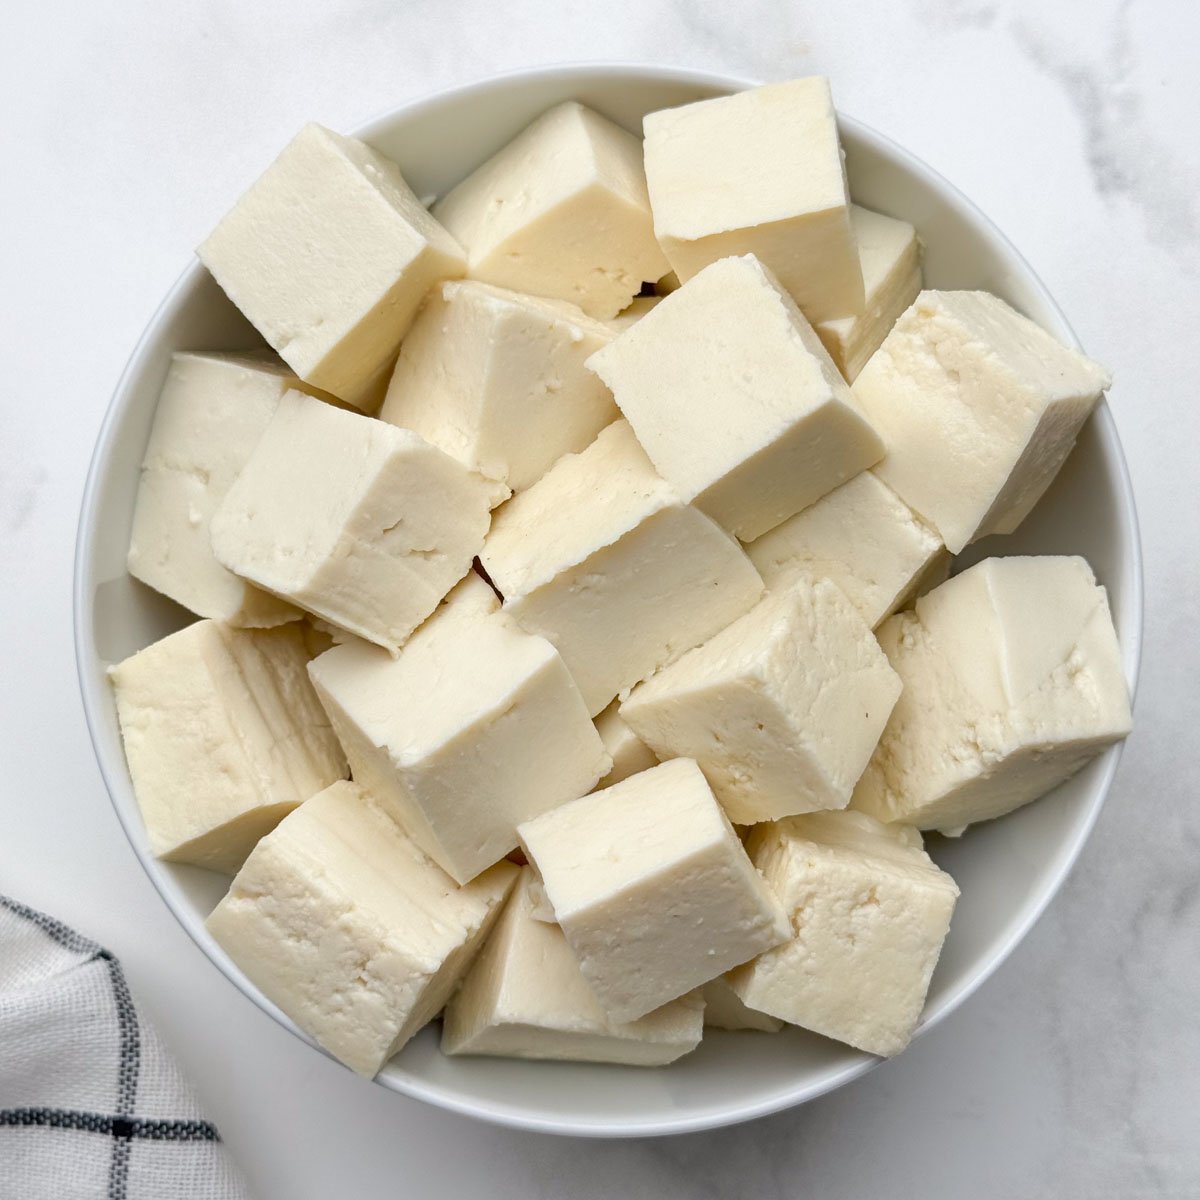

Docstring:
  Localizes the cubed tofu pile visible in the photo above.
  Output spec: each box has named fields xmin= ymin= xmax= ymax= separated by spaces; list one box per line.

xmin=111 ymin=77 xmax=1132 ymax=1076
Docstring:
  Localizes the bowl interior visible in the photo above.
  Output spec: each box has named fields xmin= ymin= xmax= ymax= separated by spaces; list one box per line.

xmin=75 ymin=65 xmax=1141 ymax=1136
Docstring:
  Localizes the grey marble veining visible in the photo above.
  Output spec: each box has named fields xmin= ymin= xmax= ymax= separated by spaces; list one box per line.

xmin=1 ymin=1 xmax=1197 ymax=1197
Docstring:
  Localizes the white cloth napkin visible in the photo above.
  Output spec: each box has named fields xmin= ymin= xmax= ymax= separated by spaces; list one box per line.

xmin=0 ymin=896 xmax=252 ymax=1200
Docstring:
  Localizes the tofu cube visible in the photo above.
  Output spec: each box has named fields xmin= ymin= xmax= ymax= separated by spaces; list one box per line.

xmin=379 ymin=280 xmax=618 ymax=491
xmin=479 ymin=420 xmax=764 ymax=715
xmin=207 ymin=780 xmax=517 ymax=1076
xmin=642 ymin=78 xmax=864 ymax=324
xmin=853 ymin=556 xmax=1132 ymax=832
xmin=701 ymin=978 xmax=783 ymax=1033
xmin=815 ymin=205 xmax=923 ymax=382
xmin=594 ymin=701 xmax=658 ymax=788
xmin=518 ymin=758 xmax=790 ymax=1023
xmin=746 ymin=470 xmax=950 ymax=629
xmin=210 ymin=391 xmax=507 ymax=654
xmin=307 ymin=591 xmax=609 ymax=884
xmin=109 ymin=621 xmax=347 ymax=873
xmin=852 ymin=290 xmax=1112 ymax=553
xmin=432 ymin=102 xmax=670 ymax=320
xmin=587 ymin=255 xmax=884 ymax=540
xmin=621 ymin=579 xmax=902 ymax=824
xmin=128 ymin=351 xmax=315 ymax=627
xmin=728 ymin=811 xmax=959 ymax=1056
xmin=198 ymin=123 xmax=465 ymax=409
xmin=442 ymin=870 xmax=704 ymax=1066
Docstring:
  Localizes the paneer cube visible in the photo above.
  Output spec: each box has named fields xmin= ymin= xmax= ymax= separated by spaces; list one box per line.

xmin=207 ymin=780 xmax=517 ymax=1076
xmin=198 ymin=124 xmax=465 ymax=409
xmin=518 ymin=758 xmax=789 ymax=1023
xmin=701 ymin=978 xmax=783 ymax=1033
xmin=745 ymin=470 xmax=950 ymax=629
xmin=432 ymin=102 xmax=670 ymax=319
xmin=815 ymin=205 xmax=923 ymax=382
xmin=729 ymin=811 xmax=959 ymax=1056
xmin=853 ymin=556 xmax=1132 ymax=832
xmin=442 ymin=869 xmax=704 ymax=1066
xmin=621 ymin=579 xmax=902 ymax=824
xmin=109 ymin=620 xmax=347 ymax=873
xmin=587 ymin=255 xmax=884 ymax=540
xmin=642 ymin=78 xmax=864 ymax=324
xmin=128 ymin=350 xmax=316 ymax=627
xmin=210 ymin=391 xmax=507 ymax=654
xmin=307 ymin=591 xmax=609 ymax=884
xmin=852 ymin=290 xmax=1111 ymax=553
xmin=479 ymin=420 xmax=764 ymax=714
xmin=594 ymin=701 xmax=658 ymax=788
xmin=379 ymin=280 xmax=618 ymax=491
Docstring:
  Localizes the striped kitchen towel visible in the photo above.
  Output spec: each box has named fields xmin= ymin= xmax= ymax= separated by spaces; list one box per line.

xmin=0 ymin=897 xmax=251 ymax=1200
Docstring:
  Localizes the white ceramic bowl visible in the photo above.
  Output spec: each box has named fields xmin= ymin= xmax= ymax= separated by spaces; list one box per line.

xmin=75 ymin=64 xmax=1142 ymax=1137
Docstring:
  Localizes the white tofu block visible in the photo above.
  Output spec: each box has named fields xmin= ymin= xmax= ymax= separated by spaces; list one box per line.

xmin=127 ymin=351 xmax=313 ymax=626
xmin=518 ymin=758 xmax=789 ymax=1023
xmin=307 ymin=591 xmax=609 ymax=884
xmin=745 ymin=470 xmax=950 ymax=629
xmin=442 ymin=870 xmax=704 ymax=1065
xmin=852 ymin=290 xmax=1112 ymax=553
xmin=587 ymin=255 xmax=884 ymax=540
xmin=729 ymin=811 xmax=958 ymax=1056
xmin=594 ymin=701 xmax=658 ymax=788
xmin=207 ymin=780 xmax=517 ymax=1076
xmin=642 ymin=78 xmax=864 ymax=324
xmin=853 ymin=556 xmax=1132 ymax=833
xmin=109 ymin=621 xmax=347 ymax=873
xmin=607 ymin=295 xmax=661 ymax=334
xmin=432 ymin=102 xmax=670 ymax=320
xmin=379 ymin=280 xmax=618 ymax=491
xmin=480 ymin=420 xmax=764 ymax=715
xmin=210 ymin=391 xmax=507 ymax=654
xmin=198 ymin=123 xmax=466 ymax=409
xmin=701 ymin=978 xmax=783 ymax=1033
xmin=621 ymin=580 xmax=902 ymax=824
xmin=816 ymin=205 xmax=923 ymax=382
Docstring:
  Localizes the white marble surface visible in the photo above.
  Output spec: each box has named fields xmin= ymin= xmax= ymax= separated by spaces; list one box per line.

xmin=2 ymin=0 xmax=1197 ymax=1195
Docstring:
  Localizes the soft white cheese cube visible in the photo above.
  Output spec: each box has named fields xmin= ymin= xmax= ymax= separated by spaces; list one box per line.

xmin=307 ymin=592 xmax=609 ymax=884
xmin=729 ymin=811 xmax=958 ymax=1056
xmin=815 ymin=205 xmax=923 ymax=382
xmin=207 ymin=780 xmax=517 ymax=1076
xmin=198 ymin=123 xmax=466 ymax=409
xmin=441 ymin=870 xmax=704 ymax=1066
xmin=432 ymin=102 xmax=670 ymax=320
xmin=379 ymin=280 xmax=618 ymax=491
xmin=518 ymin=758 xmax=789 ymax=1023
xmin=852 ymin=290 xmax=1112 ymax=553
xmin=745 ymin=470 xmax=950 ymax=629
xmin=853 ymin=556 xmax=1132 ymax=832
xmin=109 ymin=621 xmax=347 ymax=873
xmin=210 ymin=391 xmax=507 ymax=654
xmin=701 ymin=978 xmax=783 ymax=1033
xmin=587 ymin=255 xmax=884 ymax=540
xmin=127 ymin=351 xmax=316 ymax=626
xmin=642 ymin=78 xmax=864 ymax=324
xmin=479 ymin=420 xmax=764 ymax=715
xmin=621 ymin=580 xmax=902 ymax=824
xmin=594 ymin=701 xmax=659 ymax=788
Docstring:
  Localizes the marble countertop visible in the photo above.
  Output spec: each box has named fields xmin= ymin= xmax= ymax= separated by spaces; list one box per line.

xmin=2 ymin=0 xmax=1196 ymax=1195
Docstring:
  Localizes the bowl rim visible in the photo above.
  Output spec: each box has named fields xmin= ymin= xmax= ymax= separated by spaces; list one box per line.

xmin=73 ymin=60 xmax=1144 ymax=1138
